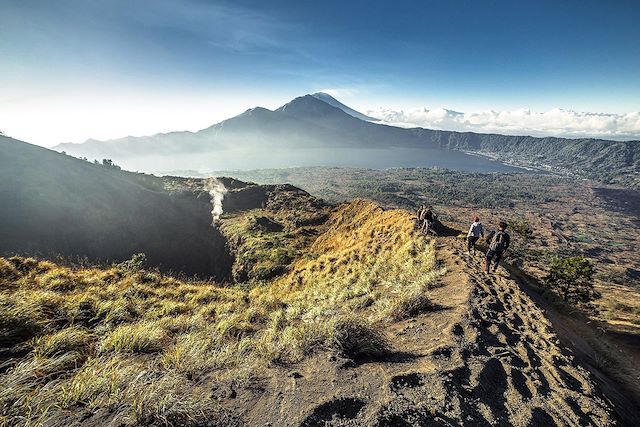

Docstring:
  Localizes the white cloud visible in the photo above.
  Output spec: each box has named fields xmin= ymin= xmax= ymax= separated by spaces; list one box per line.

xmin=367 ymin=106 xmax=640 ymax=140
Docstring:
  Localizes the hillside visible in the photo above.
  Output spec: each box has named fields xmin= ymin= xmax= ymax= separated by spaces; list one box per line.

xmin=411 ymin=128 xmax=640 ymax=189
xmin=219 ymin=166 xmax=640 ymax=359
xmin=2 ymin=199 xmax=635 ymax=426
xmin=0 ymin=136 xmax=230 ymax=278
xmin=54 ymin=93 xmax=640 ymax=188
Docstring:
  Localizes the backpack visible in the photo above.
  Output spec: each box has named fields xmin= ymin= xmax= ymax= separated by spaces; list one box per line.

xmin=490 ymin=231 xmax=507 ymax=252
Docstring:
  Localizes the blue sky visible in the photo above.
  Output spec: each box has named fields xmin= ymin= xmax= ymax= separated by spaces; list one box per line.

xmin=1 ymin=0 xmax=639 ymax=145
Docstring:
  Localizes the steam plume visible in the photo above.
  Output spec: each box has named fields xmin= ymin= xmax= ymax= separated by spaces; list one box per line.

xmin=205 ymin=177 xmax=227 ymax=225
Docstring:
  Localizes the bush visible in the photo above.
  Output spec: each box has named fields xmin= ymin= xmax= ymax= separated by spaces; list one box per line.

xmin=115 ymin=253 xmax=147 ymax=273
xmin=330 ymin=316 xmax=389 ymax=358
xmin=544 ymin=256 xmax=600 ymax=306
xmin=510 ymin=218 xmax=533 ymax=238
xmin=391 ymin=292 xmax=436 ymax=320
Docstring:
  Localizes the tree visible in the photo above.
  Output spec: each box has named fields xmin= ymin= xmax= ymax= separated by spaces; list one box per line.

xmin=544 ymin=256 xmax=600 ymax=306
xmin=101 ymin=159 xmax=121 ymax=170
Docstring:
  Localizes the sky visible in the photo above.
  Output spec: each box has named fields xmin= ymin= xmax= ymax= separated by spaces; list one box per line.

xmin=1 ymin=0 xmax=639 ymax=146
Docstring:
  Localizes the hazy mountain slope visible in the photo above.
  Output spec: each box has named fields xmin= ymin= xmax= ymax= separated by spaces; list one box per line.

xmin=56 ymin=95 xmax=417 ymax=158
xmin=55 ymin=95 xmax=501 ymax=172
xmin=53 ymin=93 xmax=640 ymax=188
xmin=0 ymin=136 xmax=230 ymax=277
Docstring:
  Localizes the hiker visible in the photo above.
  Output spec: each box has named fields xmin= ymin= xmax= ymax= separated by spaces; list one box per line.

xmin=467 ymin=216 xmax=484 ymax=254
xmin=485 ymin=221 xmax=510 ymax=273
xmin=423 ymin=205 xmax=436 ymax=235
xmin=416 ymin=204 xmax=426 ymax=230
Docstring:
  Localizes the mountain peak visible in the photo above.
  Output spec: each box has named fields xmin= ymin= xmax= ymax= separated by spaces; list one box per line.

xmin=276 ymin=94 xmax=344 ymax=116
xmin=310 ymin=92 xmax=379 ymax=122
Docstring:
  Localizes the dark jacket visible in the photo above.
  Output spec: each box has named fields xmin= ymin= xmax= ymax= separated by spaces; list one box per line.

xmin=425 ymin=209 xmax=434 ymax=222
xmin=490 ymin=230 xmax=510 ymax=252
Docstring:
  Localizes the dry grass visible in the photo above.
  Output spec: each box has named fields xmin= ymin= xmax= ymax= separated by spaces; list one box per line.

xmin=0 ymin=200 xmax=440 ymax=425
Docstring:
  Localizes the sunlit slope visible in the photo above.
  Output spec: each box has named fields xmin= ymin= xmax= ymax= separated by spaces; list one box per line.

xmin=1 ymin=197 xmax=623 ymax=425
xmin=263 ymin=199 xmax=439 ymax=318
xmin=0 ymin=199 xmax=439 ymax=426
xmin=0 ymin=136 xmax=229 ymax=277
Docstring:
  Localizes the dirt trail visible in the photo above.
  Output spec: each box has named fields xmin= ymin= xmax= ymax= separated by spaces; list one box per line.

xmin=240 ymin=236 xmax=618 ymax=426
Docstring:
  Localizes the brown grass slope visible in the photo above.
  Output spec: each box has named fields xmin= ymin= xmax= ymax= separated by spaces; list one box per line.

xmin=0 ymin=200 xmax=438 ymax=426
xmin=0 ymin=200 xmax=622 ymax=426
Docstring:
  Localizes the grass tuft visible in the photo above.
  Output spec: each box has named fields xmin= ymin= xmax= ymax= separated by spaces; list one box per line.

xmin=99 ymin=322 xmax=166 ymax=353
xmin=32 ymin=326 xmax=94 ymax=358
xmin=330 ymin=315 xmax=390 ymax=358
xmin=390 ymin=292 xmax=437 ymax=320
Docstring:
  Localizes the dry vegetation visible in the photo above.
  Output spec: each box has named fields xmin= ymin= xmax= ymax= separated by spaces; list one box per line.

xmin=0 ymin=200 xmax=441 ymax=426
xmin=222 ymin=167 xmax=640 ymax=334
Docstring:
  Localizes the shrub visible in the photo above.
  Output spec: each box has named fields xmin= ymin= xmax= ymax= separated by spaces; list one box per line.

xmin=115 ymin=253 xmax=147 ymax=273
xmin=510 ymin=217 xmax=533 ymax=238
xmin=544 ymin=256 xmax=600 ymax=306
xmin=391 ymin=292 xmax=436 ymax=320
xmin=329 ymin=316 xmax=389 ymax=358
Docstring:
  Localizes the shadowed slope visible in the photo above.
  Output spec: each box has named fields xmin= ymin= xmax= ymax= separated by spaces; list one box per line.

xmin=0 ymin=136 xmax=231 ymax=278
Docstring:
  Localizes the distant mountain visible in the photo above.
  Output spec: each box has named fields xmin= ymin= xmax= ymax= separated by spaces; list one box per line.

xmin=53 ymin=93 xmax=640 ymax=189
xmin=0 ymin=135 xmax=231 ymax=277
xmin=409 ymin=129 xmax=640 ymax=189
xmin=310 ymin=92 xmax=379 ymax=121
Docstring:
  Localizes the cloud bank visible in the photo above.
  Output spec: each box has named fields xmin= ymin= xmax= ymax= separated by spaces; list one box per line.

xmin=367 ymin=106 xmax=640 ymax=140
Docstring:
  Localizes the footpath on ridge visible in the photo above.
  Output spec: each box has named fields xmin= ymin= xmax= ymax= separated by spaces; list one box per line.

xmin=242 ymin=232 xmax=621 ymax=426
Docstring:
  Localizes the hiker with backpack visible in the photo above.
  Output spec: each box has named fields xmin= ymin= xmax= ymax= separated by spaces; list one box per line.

xmin=485 ymin=221 xmax=510 ymax=273
xmin=423 ymin=206 xmax=437 ymax=235
xmin=467 ymin=216 xmax=484 ymax=254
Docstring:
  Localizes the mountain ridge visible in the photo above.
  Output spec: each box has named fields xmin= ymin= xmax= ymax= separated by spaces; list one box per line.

xmin=52 ymin=93 xmax=640 ymax=189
